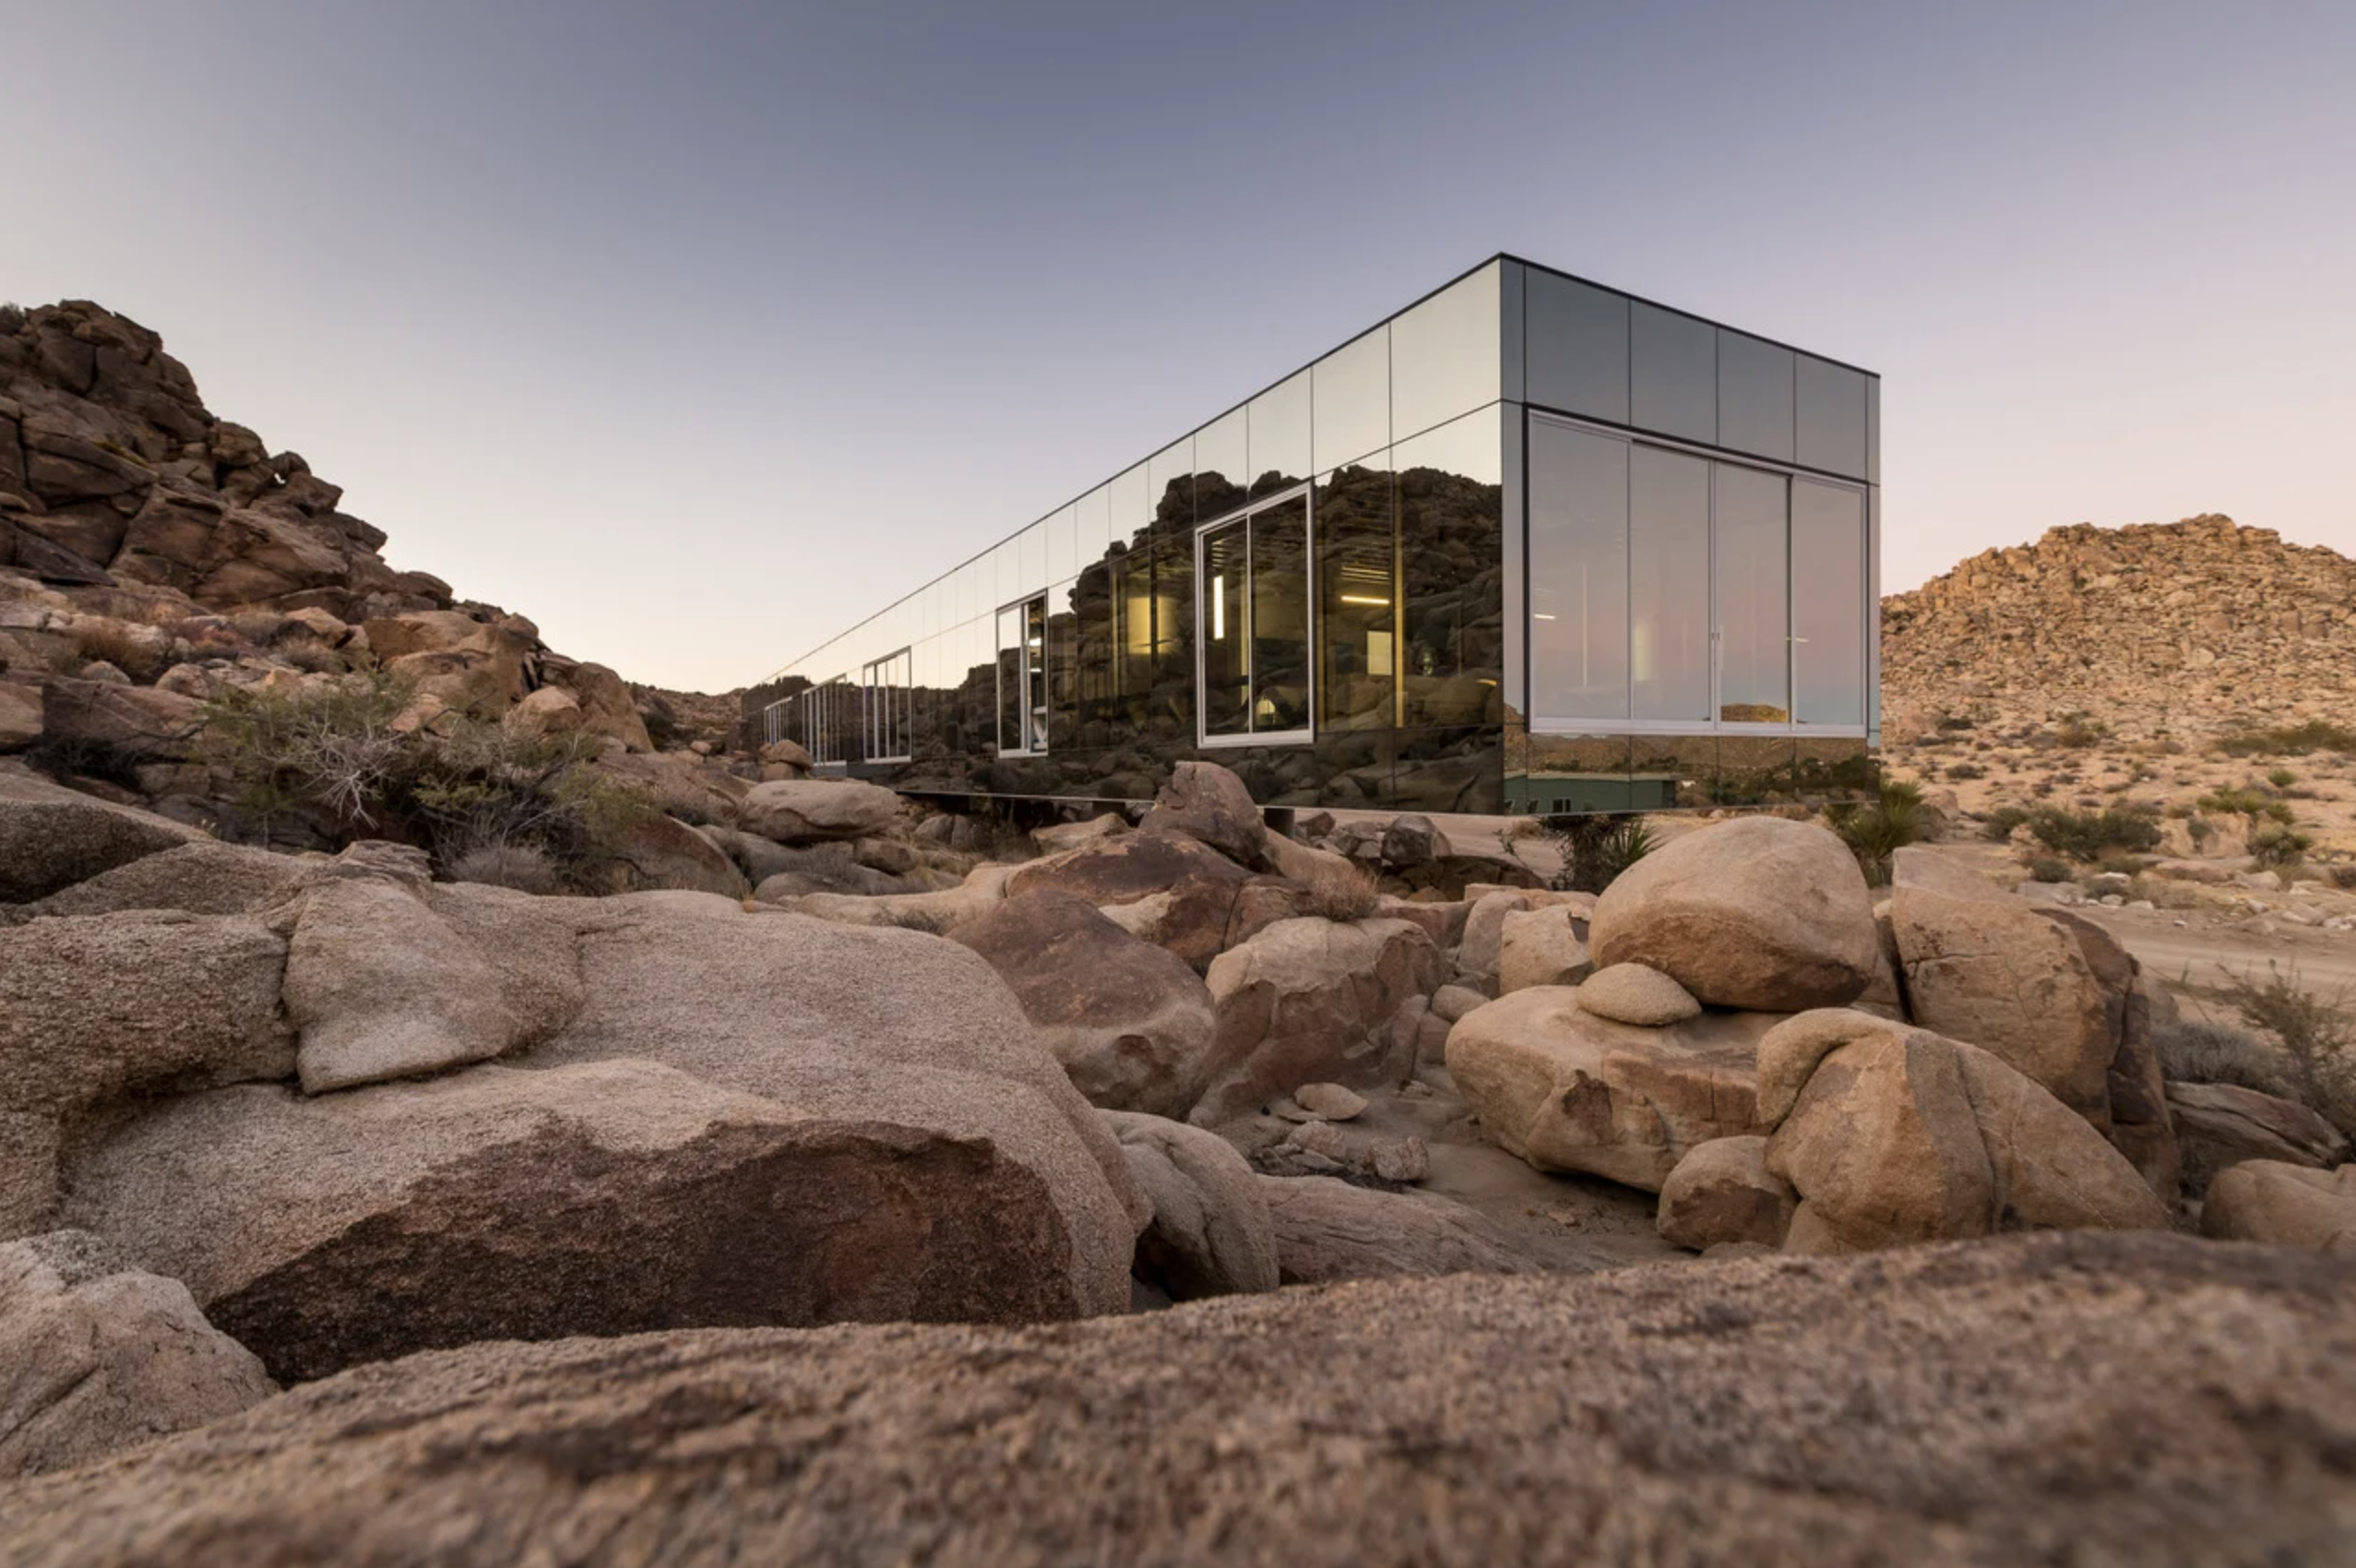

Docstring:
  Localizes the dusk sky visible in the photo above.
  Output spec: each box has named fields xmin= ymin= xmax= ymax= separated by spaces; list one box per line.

xmin=8 ymin=1 xmax=2350 ymax=693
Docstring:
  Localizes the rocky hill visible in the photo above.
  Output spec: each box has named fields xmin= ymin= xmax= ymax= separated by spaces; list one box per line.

xmin=0 ymin=300 xmax=744 ymax=861
xmin=1882 ymin=515 xmax=2356 ymax=745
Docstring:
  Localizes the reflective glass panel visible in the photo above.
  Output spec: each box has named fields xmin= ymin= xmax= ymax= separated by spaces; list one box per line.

xmin=1312 ymin=327 xmax=1389 ymax=474
xmin=1717 ymin=331 xmax=1794 ymax=461
xmin=1017 ymin=522 xmax=1046 ymax=597
xmin=1629 ymin=445 xmax=1710 ymax=721
xmin=1795 ymin=355 xmax=1868 ymax=479
xmin=1525 ymin=271 xmax=1630 ymax=423
xmin=1391 ymin=263 xmax=1500 ymax=444
xmin=1395 ymin=408 xmax=1505 ymax=726
xmin=1045 ymin=505 xmax=1076 ymax=584
xmin=1792 ymin=480 xmax=1866 ymax=725
xmin=1317 ymin=457 xmax=1395 ymax=731
xmin=1076 ymin=484 xmax=1113 ymax=565
xmin=1529 ymin=420 xmax=1629 ymax=720
xmin=1715 ymin=462 xmax=1789 ymax=722
xmin=1024 ymin=596 xmax=1048 ymax=752
xmin=1520 ymin=732 xmax=1635 ymax=815
xmin=1248 ymin=370 xmax=1311 ymax=496
xmin=1196 ymin=407 xmax=1247 ymax=517
xmin=1865 ymin=376 xmax=1881 ymax=483
xmin=1250 ymin=493 xmax=1312 ymax=732
xmin=995 ymin=604 xmax=1023 ymax=753
xmin=1630 ymin=304 xmax=1716 ymax=445
xmin=1148 ymin=436 xmax=1194 ymax=531
xmin=1109 ymin=461 xmax=1150 ymax=552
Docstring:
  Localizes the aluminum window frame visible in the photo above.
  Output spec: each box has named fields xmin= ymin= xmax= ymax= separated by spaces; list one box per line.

xmin=994 ymin=594 xmax=1051 ymax=756
xmin=1525 ymin=409 xmax=1870 ymax=740
xmin=861 ymin=647 xmax=914 ymax=765
xmin=1194 ymin=481 xmax=1316 ymax=751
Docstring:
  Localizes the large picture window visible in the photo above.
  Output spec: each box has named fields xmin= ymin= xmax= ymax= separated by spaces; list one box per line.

xmin=1528 ymin=410 xmax=1868 ymax=735
xmin=1196 ymin=485 xmax=1312 ymax=745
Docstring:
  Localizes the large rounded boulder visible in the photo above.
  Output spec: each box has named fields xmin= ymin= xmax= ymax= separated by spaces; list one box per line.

xmin=1588 ymin=816 xmax=1877 ymax=1012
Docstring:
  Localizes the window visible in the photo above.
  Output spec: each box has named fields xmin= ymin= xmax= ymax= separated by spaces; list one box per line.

xmin=1196 ymin=485 xmax=1313 ymax=745
xmin=863 ymin=647 xmax=912 ymax=762
xmin=799 ymin=677 xmax=849 ymax=765
xmin=996 ymin=596 xmax=1048 ymax=754
xmin=1527 ymin=410 xmax=1869 ymax=736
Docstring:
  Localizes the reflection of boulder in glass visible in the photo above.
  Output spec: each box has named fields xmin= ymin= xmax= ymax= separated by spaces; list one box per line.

xmin=1399 ymin=464 xmax=1503 ymax=726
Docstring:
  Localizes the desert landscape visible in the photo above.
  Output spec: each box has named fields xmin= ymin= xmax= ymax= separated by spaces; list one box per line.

xmin=1 ymin=294 xmax=2352 ymax=1562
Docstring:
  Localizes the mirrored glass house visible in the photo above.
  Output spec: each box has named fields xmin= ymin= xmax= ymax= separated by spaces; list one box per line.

xmin=758 ymin=255 xmax=1880 ymax=814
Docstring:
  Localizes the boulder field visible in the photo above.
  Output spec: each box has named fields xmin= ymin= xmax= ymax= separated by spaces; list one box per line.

xmin=5 ymin=755 xmax=2352 ymax=1554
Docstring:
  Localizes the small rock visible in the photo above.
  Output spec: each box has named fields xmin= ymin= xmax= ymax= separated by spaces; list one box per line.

xmin=1576 ymin=963 xmax=1701 ymax=1028
xmin=1293 ymin=1083 xmax=1368 ymax=1121
xmin=1371 ymin=1136 xmax=1430 ymax=1183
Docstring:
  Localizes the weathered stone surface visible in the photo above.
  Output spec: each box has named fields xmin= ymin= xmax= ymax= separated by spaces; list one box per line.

xmin=530 ymin=895 xmax=1145 ymax=1311
xmin=1890 ymin=848 xmax=2115 ymax=1118
xmin=1761 ymin=1010 xmax=2171 ymax=1254
xmin=946 ymin=890 xmax=1217 ymax=1120
xmin=1577 ymin=962 xmax=1702 ymax=1028
xmin=284 ymin=878 xmax=538 ymax=1093
xmin=1456 ymin=888 xmax=1532 ymax=987
xmin=0 ymin=1230 xmax=274 ymax=1478
xmin=0 ymin=680 xmax=44 ymax=750
xmin=737 ymin=778 xmax=901 ymax=844
xmin=1292 ymin=1082 xmax=1367 ymax=1121
xmin=1029 ymin=813 xmax=1125 ymax=855
xmin=1006 ymin=828 xmax=1258 ymax=971
xmin=1447 ymin=988 xmax=1771 ymax=1191
xmin=1103 ymin=1111 xmax=1278 ymax=1299
xmin=1139 ymin=759 xmax=1269 ymax=870
xmin=5 ymin=1233 xmax=2356 ymax=1565
xmin=1656 ymin=1136 xmax=1794 ymax=1251
xmin=58 ymin=1060 xmax=1131 ymax=1384
xmin=1190 ymin=917 xmax=1445 ymax=1126
xmin=2169 ymin=1080 xmax=2349 ymax=1194
xmin=1258 ymin=1174 xmax=1529 ymax=1283
xmin=608 ymin=810 xmax=748 ymax=897
xmin=360 ymin=612 xmax=529 ymax=716
xmin=505 ymin=684 xmax=581 ymax=735
xmin=1497 ymin=905 xmax=1594 ymax=993
xmin=0 ymin=766 xmax=196 ymax=902
xmin=552 ymin=661 xmax=652 ymax=752
xmin=30 ymin=838 xmax=303 ymax=917
xmin=2200 ymin=1161 xmax=2356 ymax=1251
xmin=1264 ymin=828 xmax=1376 ymax=920
xmin=1589 ymin=816 xmax=1878 ymax=1012
xmin=1379 ymin=813 xmax=1449 ymax=868
xmin=765 ymin=864 xmax=1014 ymax=934
xmin=0 ymin=910 xmax=290 ymax=1135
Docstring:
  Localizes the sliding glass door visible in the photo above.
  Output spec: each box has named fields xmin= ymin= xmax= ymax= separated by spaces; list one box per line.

xmin=1528 ymin=411 xmax=1867 ymax=735
xmin=1195 ymin=485 xmax=1313 ymax=745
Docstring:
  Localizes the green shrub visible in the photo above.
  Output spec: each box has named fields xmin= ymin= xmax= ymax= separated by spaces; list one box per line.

xmin=203 ymin=672 xmax=660 ymax=888
xmin=2250 ymin=823 xmax=2313 ymax=872
xmin=1825 ymin=779 xmax=1924 ymax=886
xmin=2027 ymin=855 xmax=2073 ymax=883
xmin=2266 ymin=767 xmax=2299 ymax=790
xmin=2216 ymin=720 xmax=2356 ymax=757
xmin=2054 ymin=714 xmax=2108 ymax=749
xmin=2024 ymin=806 xmax=2161 ymax=861
xmin=2199 ymin=786 xmax=2297 ymax=823
xmin=1981 ymin=805 xmax=2031 ymax=842
xmin=1945 ymin=762 xmax=1985 ymax=780
xmin=2216 ymin=963 xmax=2356 ymax=1135
xmin=1547 ymin=814 xmax=1657 ymax=896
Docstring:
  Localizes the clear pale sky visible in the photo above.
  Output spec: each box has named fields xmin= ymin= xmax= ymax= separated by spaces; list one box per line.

xmin=6 ymin=2 xmax=2350 ymax=693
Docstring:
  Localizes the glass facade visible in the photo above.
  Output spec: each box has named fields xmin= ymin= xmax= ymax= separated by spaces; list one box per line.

xmin=767 ymin=255 xmax=1878 ymax=815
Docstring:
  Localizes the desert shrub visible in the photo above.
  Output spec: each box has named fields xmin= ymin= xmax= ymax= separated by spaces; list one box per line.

xmin=2216 ymin=963 xmax=2356 ymax=1135
xmin=2024 ymin=805 xmax=2161 ymax=861
xmin=446 ymin=843 xmax=564 ymax=895
xmin=2329 ymin=864 xmax=2356 ymax=892
xmin=1981 ymin=805 xmax=2031 ymax=842
xmin=2027 ymin=855 xmax=2073 ymax=883
xmin=2154 ymin=1020 xmax=2298 ymax=1099
xmin=0 ymin=303 xmax=24 ymax=334
xmin=2197 ymin=786 xmax=2295 ymax=823
xmin=1547 ymin=814 xmax=1656 ymax=896
xmin=203 ymin=671 xmax=659 ymax=888
xmin=2266 ymin=767 xmax=2299 ymax=790
xmin=2217 ymin=720 xmax=2356 ymax=758
xmin=1934 ymin=714 xmax=1975 ymax=732
xmin=1825 ymin=779 xmax=1924 ymax=886
xmin=2250 ymin=823 xmax=2313 ymax=873
xmin=68 ymin=619 xmax=169 ymax=683
xmin=1944 ymin=761 xmax=1985 ymax=780
xmin=2054 ymin=714 xmax=2108 ymax=749
xmin=1306 ymin=861 xmax=1381 ymax=922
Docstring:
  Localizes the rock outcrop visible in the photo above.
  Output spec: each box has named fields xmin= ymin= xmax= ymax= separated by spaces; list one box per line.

xmin=1588 ymin=815 xmax=1878 ymax=1012
xmin=2199 ymin=1161 xmax=2355 ymax=1251
xmin=0 ymin=1229 xmax=275 ymax=1478
xmin=1446 ymin=989 xmax=1771 ymax=1191
xmin=1103 ymin=1111 xmax=1279 ymax=1299
xmin=6 ymin=1235 xmax=2351 ymax=1565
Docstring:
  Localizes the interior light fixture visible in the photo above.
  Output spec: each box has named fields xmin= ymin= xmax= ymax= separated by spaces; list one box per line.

xmin=1532 ymin=612 xmax=1557 ymax=621
xmin=1338 ymin=594 xmax=1390 ymax=606
xmin=1210 ymin=576 xmax=1225 ymax=638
